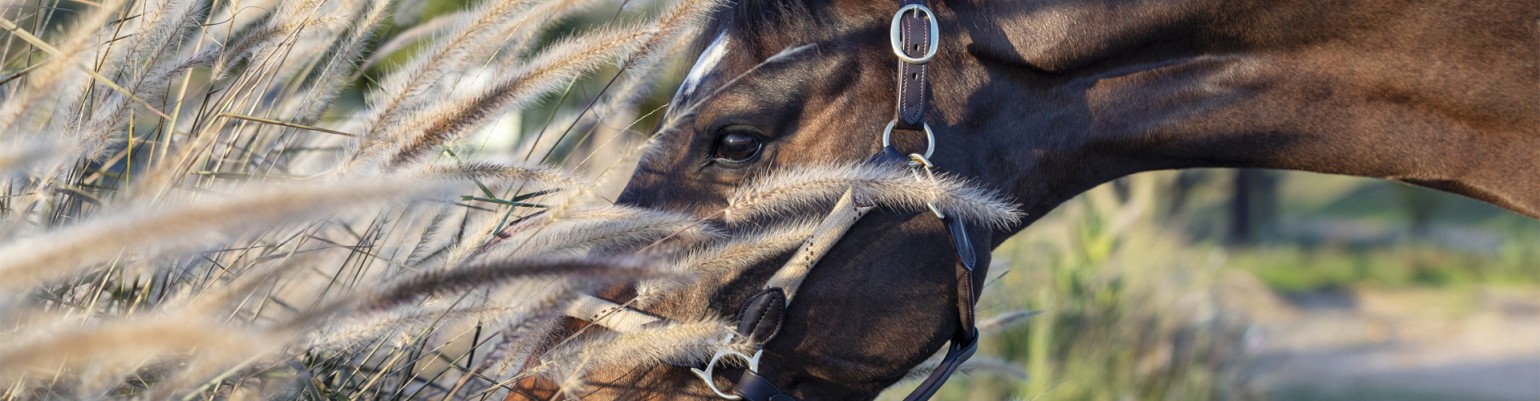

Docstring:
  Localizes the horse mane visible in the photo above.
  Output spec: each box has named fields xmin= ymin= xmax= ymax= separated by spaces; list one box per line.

xmin=702 ymin=0 xmax=823 ymax=47
xmin=735 ymin=0 xmax=817 ymax=34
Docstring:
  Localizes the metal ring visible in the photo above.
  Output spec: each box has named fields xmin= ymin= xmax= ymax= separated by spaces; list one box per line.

xmin=689 ymin=333 xmax=762 ymax=400
xmin=882 ymin=120 xmax=935 ymax=160
xmin=889 ymin=4 xmax=939 ymax=64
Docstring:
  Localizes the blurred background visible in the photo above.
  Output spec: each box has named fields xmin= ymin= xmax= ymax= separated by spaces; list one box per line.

xmin=913 ymin=170 xmax=1540 ymax=401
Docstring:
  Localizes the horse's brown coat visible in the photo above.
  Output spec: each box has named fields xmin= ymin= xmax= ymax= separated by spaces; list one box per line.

xmin=513 ymin=0 xmax=1537 ymax=399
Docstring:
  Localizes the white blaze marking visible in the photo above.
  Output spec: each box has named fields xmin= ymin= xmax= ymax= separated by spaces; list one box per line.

xmin=673 ymin=31 xmax=731 ymax=104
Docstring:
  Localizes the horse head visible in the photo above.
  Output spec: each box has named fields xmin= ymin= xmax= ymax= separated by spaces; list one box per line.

xmin=514 ymin=0 xmax=1538 ymax=399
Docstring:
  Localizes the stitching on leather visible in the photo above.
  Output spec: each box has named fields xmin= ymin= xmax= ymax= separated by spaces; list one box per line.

xmin=916 ymin=14 xmax=928 ymax=124
xmin=752 ymin=294 xmax=774 ymax=334
xmin=758 ymin=295 xmax=784 ymax=339
xmin=737 ymin=290 xmax=763 ymax=324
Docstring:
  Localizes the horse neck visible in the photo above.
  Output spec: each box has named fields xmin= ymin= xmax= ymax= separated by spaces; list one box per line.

xmin=943 ymin=0 xmax=1540 ymax=224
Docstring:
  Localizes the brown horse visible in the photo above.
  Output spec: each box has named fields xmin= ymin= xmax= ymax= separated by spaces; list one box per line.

xmin=513 ymin=0 xmax=1538 ymax=399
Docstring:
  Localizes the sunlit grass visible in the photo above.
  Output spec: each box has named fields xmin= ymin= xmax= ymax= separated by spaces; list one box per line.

xmin=0 ymin=0 xmax=724 ymax=398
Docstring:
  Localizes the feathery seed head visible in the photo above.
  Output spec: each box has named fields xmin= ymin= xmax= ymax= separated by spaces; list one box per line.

xmin=724 ymin=162 xmax=1023 ymax=228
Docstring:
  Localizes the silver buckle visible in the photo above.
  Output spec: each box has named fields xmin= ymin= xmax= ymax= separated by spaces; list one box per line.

xmin=889 ymin=4 xmax=940 ymax=64
xmin=881 ymin=120 xmax=935 ymax=160
xmin=689 ymin=333 xmax=762 ymax=400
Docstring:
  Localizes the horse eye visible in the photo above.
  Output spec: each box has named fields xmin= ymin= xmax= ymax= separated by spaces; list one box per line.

xmin=712 ymin=130 xmax=762 ymax=163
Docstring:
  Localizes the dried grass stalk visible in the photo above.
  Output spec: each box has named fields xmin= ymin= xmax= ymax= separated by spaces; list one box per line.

xmin=353 ymin=0 xmax=538 ymax=139
xmin=308 ymin=305 xmax=530 ymax=353
xmin=0 ymin=141 xmax=56 ymax=177
xmin=0 ymin=0 xmax=128 ymax=130
xmin=0 ymin=317 xmax=274 ymax=386
xmin=902 ymin=356 xmax=1029 ymax=383
xmin=724 ymin=162 xmax=1023 ymax=228
xmin=978 ymin=310 xmax=1041 ymax=334
xmin=635 ymin=219 xmax=821 ymax=306
xmin=536 ymin=318 xmax=745 ymax=393
xmin=377 ymin=25 xmax=656 ymax=166
xmin=489 ymin=205 xmax=720 ymax=258
xmin=0 ymin=180 xmax=446 ymax=291
xmin=422 ymin=161 xmax=578 ymax=188
xmin=364 ymin=256 xmax=660 ymax=311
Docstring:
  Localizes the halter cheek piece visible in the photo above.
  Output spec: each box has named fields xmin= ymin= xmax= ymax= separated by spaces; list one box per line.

xmin=730 ymin=3 xmax=978 ymax=400
xmin=562 ymin=2 xmax=980 ymax=400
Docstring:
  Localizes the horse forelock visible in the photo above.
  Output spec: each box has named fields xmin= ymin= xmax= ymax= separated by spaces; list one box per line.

xmin=689 ymin=0 xmax=852 ymax=61
xmin=724 ymin=0 xmax=819 ymax=39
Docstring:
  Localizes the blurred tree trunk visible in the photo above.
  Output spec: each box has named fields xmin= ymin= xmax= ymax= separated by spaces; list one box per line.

xmin=1228 ymin=169 xmax=1277 ymax=245
xmin=1165 ymin=170 xmax=1207 ymax=219
xmin=1395 ymin=184 xmax=1438 ymax=238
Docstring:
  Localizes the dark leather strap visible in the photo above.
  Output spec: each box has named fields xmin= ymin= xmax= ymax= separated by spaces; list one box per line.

xmin=901 ymin=214 xmax=979 ymax=401
xmin=735 ymin=370 xmax=798 ymax=401
xmin=736 ymin=288 xmax=789 ymax=344
xmin=723 ymin=3 xmax=981 ymax=400
xmin=902 ymin=331 xmax=978 ymax=401
xmin=894 ymin=0 xmax=932 ymax=131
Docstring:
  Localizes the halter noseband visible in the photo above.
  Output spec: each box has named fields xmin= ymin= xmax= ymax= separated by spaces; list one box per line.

xmin=561 ymin=2 xmax=980 ymax=399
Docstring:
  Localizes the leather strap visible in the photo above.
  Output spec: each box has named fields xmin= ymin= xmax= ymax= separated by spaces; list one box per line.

xmin=731 ymin=2 xmax=980 ymax=400
xmin=902 ymin=331 xmax=978 ymax=401
xmin=901 ymin=215 xmax=979 ymax=401
xmin=894 ymin=0 xmax=932 ymax=131
xmin=735 ymin=370 xmax=798 ymax=401
xmin=735 ymin=289 xmax=788 ymax=345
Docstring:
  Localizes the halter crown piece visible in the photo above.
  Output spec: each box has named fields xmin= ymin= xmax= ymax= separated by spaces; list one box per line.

xmin=561 ymin=2 xmax=980 ymax=400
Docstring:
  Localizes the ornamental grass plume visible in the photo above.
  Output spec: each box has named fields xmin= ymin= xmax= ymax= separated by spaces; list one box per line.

xmin=0 ymin=316 xmax=275 ymax=395
xmin=491 ymin=204 xmax=722 ymax=257
xmin=723 ymin=162 xmax=1024 ymax=228
xmin=375 ymin=25 xmax=655 ymax=167
xmin=0 ymin=180 xmax=448 ymax=292
xmin=532 ymin=317 xmax=747 ymax=395
xmin=634 ymin=219 xmax=821 ymax=307
xmin=351 ymin=0 xmax=541 ymax=140
xmin=363 ymin=256 xmax=661 ymax=312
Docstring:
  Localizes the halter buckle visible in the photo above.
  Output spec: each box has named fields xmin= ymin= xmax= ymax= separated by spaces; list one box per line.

xmin=882 ymin=120 xmax=935 ymax=160
xmin=690 ymin=333 xmax=762 ymax=400
xmin=889 ymin=4 xmax=940 ymax=64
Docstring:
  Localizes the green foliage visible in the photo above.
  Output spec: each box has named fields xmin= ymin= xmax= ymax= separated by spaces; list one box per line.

xmin=887 ymin=171 xmax=1538 ymax=401
xmin=1235 ymin=243 xmax=1540 ymax=294
xmin=886 ymin=175 xmax=1265 ymax=401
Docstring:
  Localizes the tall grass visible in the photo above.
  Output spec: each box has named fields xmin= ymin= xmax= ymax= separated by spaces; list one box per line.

xmin=0 ymin=0 xmax=743 ymax=398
